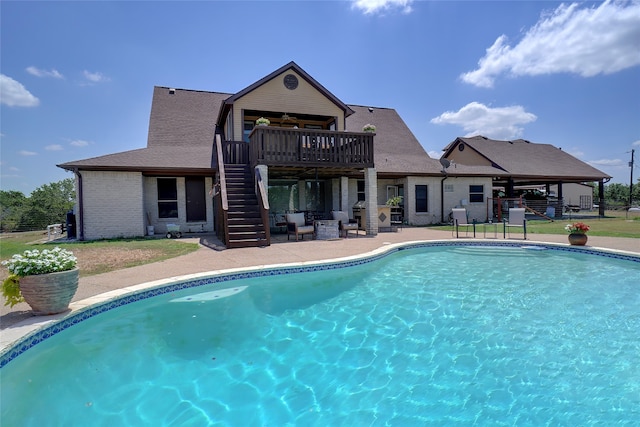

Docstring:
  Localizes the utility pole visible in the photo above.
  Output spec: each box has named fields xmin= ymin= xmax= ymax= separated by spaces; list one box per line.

xmin=630 ymin=149 xmax=635 ymax=207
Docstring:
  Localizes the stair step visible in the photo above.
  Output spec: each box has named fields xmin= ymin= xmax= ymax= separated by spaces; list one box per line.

xmin=227 ymin=200 xmax=259 ymax=205
xmin=228 ymin=204 xmax=260 ymax=210
xmin=227 ymin=239 xmax=269 ymax=249
xmin=229 ymin=229 xmax=265 ymax=235
xmin=227 ymin=211 xmax=262 ymax=218
xmin=222 ymin=164 xmax=268 ymax=248
xmin=228 ymin=218 xmax=263 ymax=225
xmin=229 ymin=231 xmax=266 ymax=238
xmin=227 ymin=193 xmax=256 ymax=199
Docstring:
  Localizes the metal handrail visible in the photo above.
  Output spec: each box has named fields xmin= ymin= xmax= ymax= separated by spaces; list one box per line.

xmin=255 ymin=167 xmax=271 ymax=246
xmin=214 ymin=134 xmax=229 ymax=245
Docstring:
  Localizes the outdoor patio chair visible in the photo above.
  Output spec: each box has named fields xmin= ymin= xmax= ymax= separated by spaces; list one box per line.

xmin=503 ymin=208 xmax=527 ymax=239
xmin=451 ymin=208 xmax=473 ymax=237
xmin=331 ymin=210 xmax=359 ymax=238
xmin=286 ymin=213 xmax=315 ymax=241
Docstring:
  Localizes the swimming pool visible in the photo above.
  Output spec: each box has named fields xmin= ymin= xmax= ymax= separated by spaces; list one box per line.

xmin=1 ymin=242 xmax=639 ymax=425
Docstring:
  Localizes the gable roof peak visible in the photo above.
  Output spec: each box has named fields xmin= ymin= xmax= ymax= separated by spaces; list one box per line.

xmin=216 ymin=61 xmax=354 ymax=124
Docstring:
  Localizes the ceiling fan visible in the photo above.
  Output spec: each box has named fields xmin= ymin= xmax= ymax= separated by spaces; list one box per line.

xmin=281 ymin=113 xmax=298 ymax=122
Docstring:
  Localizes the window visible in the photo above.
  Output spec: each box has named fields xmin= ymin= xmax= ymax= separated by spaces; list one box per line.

xmin=469 ymin=185 xmax=484 ymax=203
xmin=444 ymin=183 xmax=454 ymax=193
xmin=158 ymin=178 xmax=178 ymax=218
xmin=387 ymin=185 xmax=398 ymax=200
xmin=357 ymin=180 xmax=365 ymax=201
xmin=243 ymin=120 xmax=254 ymax=143
xmin=415 ymin=185 xmax=428 ymax=212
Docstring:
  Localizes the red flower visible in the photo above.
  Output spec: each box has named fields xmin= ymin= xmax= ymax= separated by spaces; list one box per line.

xmin=565 ymin=222 xmax=590 ymax=234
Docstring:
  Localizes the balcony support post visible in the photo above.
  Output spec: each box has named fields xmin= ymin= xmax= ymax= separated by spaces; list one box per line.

xmin=364 ymin=167 xmax=378 ymax=236
xmin=340 ymin=176 xmax=349 ymax=212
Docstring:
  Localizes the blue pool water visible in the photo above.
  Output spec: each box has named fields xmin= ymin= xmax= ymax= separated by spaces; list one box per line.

xmin=1 ymin=244 xmax=639 ymax=426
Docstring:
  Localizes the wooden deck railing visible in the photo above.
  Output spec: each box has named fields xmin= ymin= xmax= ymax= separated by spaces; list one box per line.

xmin=222 ymin=140 xmax=250 ymax=165
xmin=247 ymin=127 xmax=374 ymax=168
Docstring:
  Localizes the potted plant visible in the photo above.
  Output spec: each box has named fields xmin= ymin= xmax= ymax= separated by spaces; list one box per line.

xmin=255 ymin=117 xmax=270 ymax=126
xmin=385 ymin=195 xmax=403 ymax=207
xmin=565 ymin=222 xmax=590 ymax=246
xmin=2 ymin=247 xmax=79 ymax=315
xmin=362 ymin=124 xmax=376 ymax=133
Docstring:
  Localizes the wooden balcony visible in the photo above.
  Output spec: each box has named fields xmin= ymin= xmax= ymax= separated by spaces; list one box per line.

xmin=244 ymin=127 xmax=374 ymax=168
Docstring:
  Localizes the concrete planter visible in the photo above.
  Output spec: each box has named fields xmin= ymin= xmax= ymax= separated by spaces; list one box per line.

xmin=20 ymin=267 xmax=79 ymax=315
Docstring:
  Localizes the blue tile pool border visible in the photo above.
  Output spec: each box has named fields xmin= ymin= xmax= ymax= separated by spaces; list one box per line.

xmin=2 ymin=241 xmax=638 ymax=368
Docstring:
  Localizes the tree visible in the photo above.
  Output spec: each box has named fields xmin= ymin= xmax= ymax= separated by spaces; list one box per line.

xmin=0 ymin=190 xmax=27 ymax=232
xmin=20 ymin=179 xmax=76 ymax=231
xmin=603 ymin=179 xmax=640 ymax=208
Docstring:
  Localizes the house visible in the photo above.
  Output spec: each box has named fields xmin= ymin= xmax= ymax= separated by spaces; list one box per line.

xmin=440 ymin=136 xmax=610 ymax=218
xmin=58 ymin=62 xmax=499 ymax=246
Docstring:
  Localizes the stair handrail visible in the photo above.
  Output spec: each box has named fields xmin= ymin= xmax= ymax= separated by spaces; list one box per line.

xmin=214 ymin=134 xmax=230 ymax=245
xmin=255 ymin=167 xmax=271 ymax=246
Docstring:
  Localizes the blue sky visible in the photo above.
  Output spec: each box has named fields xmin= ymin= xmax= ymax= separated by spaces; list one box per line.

xmin=2 ymin=0 xmax=639 ymax=195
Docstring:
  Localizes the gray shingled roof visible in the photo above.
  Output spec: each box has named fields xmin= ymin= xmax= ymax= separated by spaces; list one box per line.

xmin=345 ymin=105 xmax=441 ymax=175
xmin=58 ymin=146 xmax=215 ymax=172
xmin=443 ymin=136 xmax=610 ymax=181
xmin=61 ymin=88 xmax=449 ymax=175
xmin=147 ymin=87 xmax=230 ymax=148
xmin=59 ymin=87 xmax=227 ymax=172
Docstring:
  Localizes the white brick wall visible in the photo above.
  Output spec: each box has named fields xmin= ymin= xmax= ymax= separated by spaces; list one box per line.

xmin=81 ymin=171 xmax=144 ymax=239
xmin=143 ymin=176 xmax=215 ymax=235
xmin=441 ymin=177 xmax=493 ymax=223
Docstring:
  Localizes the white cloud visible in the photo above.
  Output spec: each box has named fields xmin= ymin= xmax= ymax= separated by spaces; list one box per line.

xmin=70 ymin=139 xmax=90 ymax=147
xmin=632 ymin=140 xmax=640 ymax=147
xmin=45 ymin=144 xmax=64 ymax=151
xmin=431 ymin=102 xmax=537 ymax=140
xmin=352 ymin=0 xmax=413 ymax=15
xmin=589 ymin=158 xmax=625 ymax=167
xmin=83 ymin=70 xmax=110 ymax=84
xmin=18 ymin=150 xmax=37 ymax=156
xmin=427 ymin=150 xmax=442 ymax=159
xmin=461 ymin=0 xmax=640 ymax=88
xmin=26 ymin=66 xmax=64 ymax=79
xmin=0 ymin=74 xmax=40 ymax=107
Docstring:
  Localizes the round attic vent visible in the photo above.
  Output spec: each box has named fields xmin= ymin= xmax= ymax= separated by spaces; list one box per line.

xmin=283 ymin=74 xmax=298 ymax=90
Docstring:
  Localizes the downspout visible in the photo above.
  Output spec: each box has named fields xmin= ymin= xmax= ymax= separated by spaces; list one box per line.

xmin=440 ymin=174 xmax=448 ymax=223
xmin=74 ymin=168 xmax=85 ymax=241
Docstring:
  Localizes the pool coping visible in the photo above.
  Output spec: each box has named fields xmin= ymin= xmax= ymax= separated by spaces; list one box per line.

xmin=2 ymin=239 xmax=639 ymax=367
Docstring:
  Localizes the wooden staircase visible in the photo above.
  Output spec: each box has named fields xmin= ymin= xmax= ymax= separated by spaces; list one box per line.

xmin=224 ymin=165 xmax=269 ymax=248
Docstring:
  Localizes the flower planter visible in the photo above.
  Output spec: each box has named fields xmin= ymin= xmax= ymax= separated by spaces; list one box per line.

xmin=568 ymin=233 xmax=588 ymax=246
xmin=19 ymin=267 xmax=79 ymax=315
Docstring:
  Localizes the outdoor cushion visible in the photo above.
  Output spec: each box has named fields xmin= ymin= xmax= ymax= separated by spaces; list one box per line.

xmin=286 ymin=213 xmax=306 ymax=226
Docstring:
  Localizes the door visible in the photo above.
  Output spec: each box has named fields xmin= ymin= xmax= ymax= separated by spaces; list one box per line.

xmin=186 ymin=177 xmax=206 ymax=222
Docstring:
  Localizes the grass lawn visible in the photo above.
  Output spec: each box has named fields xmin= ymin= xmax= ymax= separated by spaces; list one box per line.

xmin=0 ymin=231 xmax=199 ymax=277
xmin=431 ymin=210 xmax=640 ymax=238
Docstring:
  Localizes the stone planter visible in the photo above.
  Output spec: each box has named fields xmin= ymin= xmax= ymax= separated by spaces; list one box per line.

xmin=568 ymin=233 xmax=588 ymax=246
xmin=19 ymin=267 xmax=79 ymax=315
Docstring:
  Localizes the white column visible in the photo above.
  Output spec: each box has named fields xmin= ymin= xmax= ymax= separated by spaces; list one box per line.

xmin=364 ymin=168 xmax=378 ymax=235
xmin=340 ymin=176 xmax=349 ymax=212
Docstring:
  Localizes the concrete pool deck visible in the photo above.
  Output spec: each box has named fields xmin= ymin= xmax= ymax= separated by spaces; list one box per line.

xmin=1 ymin=228 xmax=638 ymax=349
